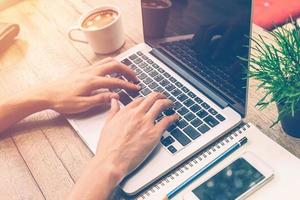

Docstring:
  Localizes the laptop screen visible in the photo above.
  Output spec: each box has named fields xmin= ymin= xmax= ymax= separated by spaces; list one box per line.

xmin=141 ymin=0 xmax=252 ymax=116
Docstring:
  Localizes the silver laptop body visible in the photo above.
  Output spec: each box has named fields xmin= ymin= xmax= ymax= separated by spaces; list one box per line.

xmin=67 ymin=0 xmax=253 ymax=196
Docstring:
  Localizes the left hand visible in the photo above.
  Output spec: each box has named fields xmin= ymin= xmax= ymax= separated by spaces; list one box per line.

xmin=32 ymin=57 xmax=140 ymax=114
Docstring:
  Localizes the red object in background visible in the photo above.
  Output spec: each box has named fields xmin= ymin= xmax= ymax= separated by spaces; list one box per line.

xmin=253 ymin=0 xmax=300 ymax=30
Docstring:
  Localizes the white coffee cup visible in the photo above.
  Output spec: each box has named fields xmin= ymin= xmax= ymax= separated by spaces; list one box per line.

xmin=68 ymin=5 xmax=125 ymax=54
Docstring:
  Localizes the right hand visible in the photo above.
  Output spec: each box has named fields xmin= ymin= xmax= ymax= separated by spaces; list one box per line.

xmin=96 ymin=92 xmax=179 ymax=181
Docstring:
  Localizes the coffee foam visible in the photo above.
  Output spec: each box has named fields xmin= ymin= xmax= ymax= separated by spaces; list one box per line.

xmin=82 ymin=9 xmax=118 ymax=30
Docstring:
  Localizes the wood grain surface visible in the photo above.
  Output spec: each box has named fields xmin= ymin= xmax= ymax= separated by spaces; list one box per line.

xmin=0 ymin=0 xmax=299 ymax=199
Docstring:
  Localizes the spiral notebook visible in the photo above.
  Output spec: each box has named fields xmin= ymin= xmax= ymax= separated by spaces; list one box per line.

xmin=133 ymin=123 xmax=300 ymax=200
xmin=134 ymin=123 xmax=249 ymax=200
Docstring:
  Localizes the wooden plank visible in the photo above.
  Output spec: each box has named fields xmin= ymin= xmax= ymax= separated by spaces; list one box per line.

xmin=0 ymin=3 xmax=76 ymax=199
xmin=0 ymin=137 xmax=44 ymax=200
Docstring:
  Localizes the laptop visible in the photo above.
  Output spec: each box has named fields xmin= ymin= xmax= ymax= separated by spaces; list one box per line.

xmin=67 ymin=0 xmax=253 ymax=196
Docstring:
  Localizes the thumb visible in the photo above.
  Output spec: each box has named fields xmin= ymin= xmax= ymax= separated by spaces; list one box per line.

xmin=106 ymin=98 xmax=120 ymax=122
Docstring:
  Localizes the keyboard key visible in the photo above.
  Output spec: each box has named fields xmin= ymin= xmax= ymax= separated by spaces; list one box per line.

xmin=167 ymin=145 xmax=177 ymax=154
xmin=174 ymin=101 xmax=183 ymax=110
xmin=164 ymin=108 xmax=175 ymax=116
xmin=167 ymin=123 xmax=176 ymax=132
xmin=197 ymin=124 xmax=210 ymax=134
xmin=159 ymin=79 xmax=170 ymax=87
xmin=166 ymin=84 xmax=176 ymax=91
xmin=163 ymin=72 xmax=171 ymax=78
xmin=183 ymin=125 xmax=201 ymax=140
xmin=196 ymin=109 xmax=209 ymax=118
xmin=157 ymin=67 xmax=165 ymax=73
xmin=176 ymin=119 xmax=188 ymax=129
xmin=208 ymin=108 xmax=218 ymax=115
xmin=121 ymin=58 xmax=132 ymax=66
xmin=177 ymin=94 xmax=188 ymax=102
xmin=149 ymin=82 xmax=159 ymax=89
xmin=201 ymin=102 xmax=210 ymax=109
xmin=147 ymin=59 xmax=154 ymax=64
xmin=161 ymin=136 xmax=175 ymax=147
xmin=154 ymin=74 xmax=164 ymax=82
xmin=175 ymin=81 xmax=183 ymax=88
xmin=138 ymin=62 xmax=147 ymax=69
xmin=154 ymin=86 xmax=164 ymax=93
xmin=204 ymin=115 xmax=219 ymax=127
xmin=134 ymin=58 xmax=143 ymax=64
xmin=143 ymin=77 xmax=153 ymax=85
xmin=178 ymin=107 xmax=189 ymax=115
xmin=137 ymin=51 xmax=143 ymax=56
xmin=181 ymin=86 xmax=189 ymax=93
xmin=170 ymin=128 xmax=191 ymax=146
xmin=194 ymin=97 xmax=203 ymax=104
xmin=216 ymin=114 xmax=225 ymax=121
xmin=119 ymin=91 xmax=132 ymax=105
xmin=149 ymin=70 xmax=158 ymax=77
xmin=187 ymin=91 xmax=196 ymax=98
xmin=190 ymin=104 xmax=201 ymax=112
xmin=152 ymin=63 xmax=159 ymax=69
xmin=134 ymin=68 xmax=142 ymax=75
xmin=141 ymin=55 xmax=148 ymax=60
xmin=144 ymin=65 xmax=153 ymax=73
xmin=140 ymin=88 xmax=151 ymax=96
xmin=163 ymin=91 xmax=171 ymax=98
xmin=169 ymin=77 xmax=177 ymax=83
xmin=171 ymin=88 xmax=182 ymax=97
xmin=191 ymin=118 xmax=203 ymax=127
xmin=127 ymin=89 xmax=140 ymax=98
xmin=169 ymin=96 xmax=176 ymax=102
xmin=183 ymin=99 xmax=194 ymax=107
xmin=129 ymin=64 xmax=137 ymax=70
xmin=184 ymin=112 xmax=196 ymax=121
xmin=137 ymin=72 xmax=147 ymax=80
xmin=138 ymin=82 xmax=146 ymax=89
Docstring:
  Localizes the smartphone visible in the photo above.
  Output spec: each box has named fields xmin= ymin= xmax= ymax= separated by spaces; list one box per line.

xmin=183 ymin=152 xmax=274 ymax=200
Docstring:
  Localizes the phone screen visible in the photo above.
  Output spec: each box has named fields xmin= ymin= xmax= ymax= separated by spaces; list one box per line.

xmin=192 ymin=158 xmax=265 ymax=200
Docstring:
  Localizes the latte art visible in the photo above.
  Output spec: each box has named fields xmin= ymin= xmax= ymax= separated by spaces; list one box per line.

xmin=82 ymin=9 xmax=118 ymax=30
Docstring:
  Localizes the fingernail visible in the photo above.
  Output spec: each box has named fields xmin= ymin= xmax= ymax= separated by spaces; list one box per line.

xmin=136 ymin=85 xmax=141 ymax=90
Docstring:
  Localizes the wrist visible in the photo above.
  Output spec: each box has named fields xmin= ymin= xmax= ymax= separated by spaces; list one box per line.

xmin=92 ymin=155 xmax=127 ymax=185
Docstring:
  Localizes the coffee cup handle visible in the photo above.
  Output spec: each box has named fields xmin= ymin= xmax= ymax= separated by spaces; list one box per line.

xmin=68 ymin=26 xmax=88 ymax=43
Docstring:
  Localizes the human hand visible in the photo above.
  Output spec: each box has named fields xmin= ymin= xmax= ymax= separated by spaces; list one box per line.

xmin=33 ymin=57 xmax=140 ymax=114
xmin=96 ymin=92 xmax=179 ymax=181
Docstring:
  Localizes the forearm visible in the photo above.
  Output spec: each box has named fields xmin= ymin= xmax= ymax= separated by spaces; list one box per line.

xmin=67 ymin=156 xmax=123 ymax=200
xmin=0 ymin=91 xmax=50 ymax=133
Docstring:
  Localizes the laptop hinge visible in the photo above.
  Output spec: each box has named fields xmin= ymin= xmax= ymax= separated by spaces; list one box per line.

xmin=150 ymin=48 xmax=228 ymax=109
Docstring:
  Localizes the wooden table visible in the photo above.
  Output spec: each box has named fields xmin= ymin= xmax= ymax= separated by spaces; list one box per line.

xmin=0 ymin=0 xmax=299 ymax=199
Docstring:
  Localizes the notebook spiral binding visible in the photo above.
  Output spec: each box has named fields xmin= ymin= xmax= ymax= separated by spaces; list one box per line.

xmin=135 ymin=123 xmax=251 ymax=200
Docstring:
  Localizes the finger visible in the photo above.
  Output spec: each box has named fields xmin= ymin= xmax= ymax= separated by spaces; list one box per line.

xmin=106 ymin=98 xmax=121 ymax=122
xmin=138 ymin=92 xmax=166 ymax=113
xmin=94 ymin=61 xmax=139 ymax=82
xmin=124 ymin=97 xmax=145 ymax=109
xmin=155 ymin=114 xmax=179 ymax=135
xmin=146 ymin=99 xmax=173 ymax=121
xmin=90 ymin=77 xmax=140 ymax=91
xmin=83 ymin=92 xmax=119 ymax=106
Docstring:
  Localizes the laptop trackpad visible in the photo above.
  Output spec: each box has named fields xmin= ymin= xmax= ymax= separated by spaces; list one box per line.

xmin=67 ymin=105 xmax=111 ymax=154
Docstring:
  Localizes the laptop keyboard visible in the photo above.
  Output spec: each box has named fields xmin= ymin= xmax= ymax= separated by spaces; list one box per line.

xmin=119 ymin=51 xmax=226 ymax=154
xmin=160 ymin=39 xmax=245 ymax=104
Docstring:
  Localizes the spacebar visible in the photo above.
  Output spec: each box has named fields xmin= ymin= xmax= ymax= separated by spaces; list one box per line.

xmin=118 ymin=91 xmax=132 ymax=105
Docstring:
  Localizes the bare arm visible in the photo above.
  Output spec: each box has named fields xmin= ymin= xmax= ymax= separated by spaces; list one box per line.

xmin=0 ymin=57 xmax=139 ymax=133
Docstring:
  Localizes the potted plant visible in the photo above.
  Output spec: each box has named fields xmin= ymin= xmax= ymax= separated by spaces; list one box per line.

xmin=248 ymin=19 xmax=300 ymax=138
